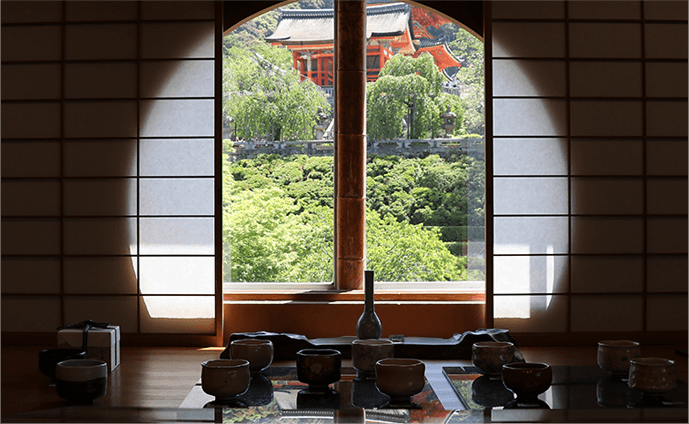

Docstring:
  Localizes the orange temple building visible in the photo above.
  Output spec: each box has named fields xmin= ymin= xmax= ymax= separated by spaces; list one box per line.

xmin=265 ymin=2 xmax=461 ymax=87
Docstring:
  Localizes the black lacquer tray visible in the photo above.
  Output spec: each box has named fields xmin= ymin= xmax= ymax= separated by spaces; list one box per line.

xmin=443 ymin=365 xmax=688 ymax=410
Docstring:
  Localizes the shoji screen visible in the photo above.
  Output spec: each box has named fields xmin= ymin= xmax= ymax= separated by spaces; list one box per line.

xmin=490 ymin=1 xmax=687 ymax=338
xmin=1 ymin=1 xmax=221 ymax=344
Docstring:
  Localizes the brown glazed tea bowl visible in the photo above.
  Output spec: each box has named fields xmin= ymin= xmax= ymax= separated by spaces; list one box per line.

xmin=502 ymin=362 xmax=552 ymax=400
xmin=230 ymin=339 xmax=274 ymax=375
xmin=472 ymin=341 xmax=516 ymax=379
xmin=296 ymin=349 xmax=342 ymax=393
xmin=375 ymin=358 xmax=425 ymax=407
xmin=55 ymin=359 xmax=108 ymax=404
xmin=597 ymin=340 xmax=641 ymax=377
xmin=628 ymin=357 xmax=677 ymax=395
xmin=201 ymin=359 xmax=251 ymax=402
xmin=352 ymin=339 xmax=394 ymax=380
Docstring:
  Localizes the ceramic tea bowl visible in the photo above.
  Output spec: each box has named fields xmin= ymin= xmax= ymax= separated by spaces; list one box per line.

xmin=201 ymin=359 xmax=251 ymax=402
xmin=597 ymin=340 xmax=641 ymax=377
xmin=230 ymin=339 xmax=274 ymax=375
xmin=471 ymin=341 xmax=516 ymax=379
xmin=502 ymin=362 xmax=552 ymax=400
xmin=296 ymin=349 xmax=342 ymax=393
xmin=352 ymin=339 xmax=394 ymax=380
xmin=55 ymin=359 xmax=107 ymax=404
xmin=628 ymin=357 xmax=677 ymax=395
xmin=39 ymin=348 xmax=86 ymax=380
xmin=375 ymin=358 xmax=425 ymax=407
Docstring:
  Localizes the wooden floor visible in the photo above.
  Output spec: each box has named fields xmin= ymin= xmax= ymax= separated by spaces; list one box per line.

xmin=2 ymin=344 xmax=686 ymax=418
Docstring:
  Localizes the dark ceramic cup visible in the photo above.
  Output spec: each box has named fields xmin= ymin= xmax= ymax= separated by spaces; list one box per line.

xmin=55 ymin=359 xmax=108 ymax=404
xmin=296 ymin=348 xmax=342 ymax=393
xmin=502 ymin=362 xmax=552 ymax=400
xmin=39 ymin=348 xmax=86 ymax=380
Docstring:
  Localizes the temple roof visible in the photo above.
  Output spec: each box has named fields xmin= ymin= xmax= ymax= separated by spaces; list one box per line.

xmin=266 ymin=2 xmax=412 ymax=45
xmin=414 ymin=43 xmax=462 ymax=70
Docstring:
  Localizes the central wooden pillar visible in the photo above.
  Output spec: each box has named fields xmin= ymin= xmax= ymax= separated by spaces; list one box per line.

xmin=334 ymin=0 xmax=366 ymax=290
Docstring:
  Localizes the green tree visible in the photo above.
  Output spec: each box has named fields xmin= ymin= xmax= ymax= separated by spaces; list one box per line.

xmin=366 ymin=53 xmax=464 ymax=140
xmin=223 ymin=43 xmax=330 ymax=142
xmin=448 ymin=28 xmax=484 ymax=136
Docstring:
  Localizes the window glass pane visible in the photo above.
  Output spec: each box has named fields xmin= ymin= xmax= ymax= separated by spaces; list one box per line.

xmin=494 ymin=295 xmax=568 ymax=332
xmin=2 ymin=141 xmax=61 ymax=178
xmin=65 ymin=63 xmax=137 ymax=99
xmin=140 ymin=22 xmax=214 ymax=59
xmin=65 ymin=24 xmax=137 ymax=60
xmin=568 ymin=1 xmax=640 ymax=20
xmin=494 ymin=255 xmax=568 ymax=294
xmin=140 ymin=178 xmax=214 ymax=216
xmin=492 ymin=1 xmax=565 ymax=19
xmin=571 ymin=178 xmax=643 ymax=215
xmin=139 ymin=296 xmax=215 ymax=333
xmin=646 ymin=100 xmax=688 ymax=137
xmin=646 ymin=62 xmax=688 ymax=98
xmin=570 ymin=100 xmax=643 ymax=137
xmin=2 ymin=258 xmax=61 ymax=294
xmin=571 ymin=139 xmax=643 ymax=176
xmin=492 ymin=22 xmax=565 ymax=58
xmin=2 ymin=219 xmax=61 ymax=255
xmin=140 ymin=99 xmax=214 ymax=137
xmin=64 ymin=101 xmax=138 ymax=138
xmin=647 ymin=256 xmax=688 ymax=293
xmin=1 ymin=1 xmax=62 ymax=24
xmin=569 ymin=23 xmax=641 ymax=58
xmin=647 ymin=217 xmax=688 ymax=254
xmin=494 ymin=99 xmax=567 ymax=136
xmin=140 ymin=217 xmax=213 ymax=255
xmin=2 ymin=181 xmax=61 ymax=216
xmin=1 ymin=297 xmax=60 ymax=332
xmin=493 ymin=60 xmax=566 ymax=97
xmin=571 ymin=296 xmax=643 ymax=332
xmin=65 ymin=1 xmax=137 ymax=21
xmin=645 ymin=23 xmax=688 ymax=59
xmin=64 ymin=179 xmax=137 ymax=216
xmin=644 ymin=1 xmax=688 ymax=20
xmin=141 ymin=60 xmax=214 ymax=98
xmin=2 ymin=103 xmax=61 ymax=139
xmin=647 ymin=140 xmax=688 ymax=176
xmin=64 ymin=296 xmax=138 ymax=333
xmin=494 ymin=217 xmax=569 ymax=255
xmin=494 ymin=138 xmax=567 ymax=176
xmin=570 ymin=61 xmax=642 ymax=98
xmin=570 ymin=256 xmax=643 ymax=293
xmin=1 ymin=26 xmax=61 ymax=61
xmin=494 ymin=177 xmax=568 ymax=215
xmin=572 ymin=217 xmax=643 ymax=254
xmin=647 ymin=296 xmax=688 ymax=331
xmin=64 ymin=218 xmax=137 ymax=255
xmin=141 ymin=1 xmax=214 ymax=20
xmin=140 ymin=257 xmax=214 ymax=294
xmin=64 ymin=257 xmax=138 ymax=294
xmin=2 ymin=64 xmax=61 ymax=100
xmin=140 ymin=139 xmax=214 ymax=176
xmin=647 ymin=179 xmax=688 ymax=215
xmin=64 ymin=140 xmax=137 ymax=177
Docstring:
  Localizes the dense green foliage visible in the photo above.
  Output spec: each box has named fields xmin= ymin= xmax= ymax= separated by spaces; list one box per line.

xmin=449 ymin=28 xmax=485 ymax=136
xmin=223 ymin=146 xmax=484 ymax=283
xmin=366 ymin=54 xmax=464 ymax=140
xmin=223 ymin=42 xmax=330 ymax=142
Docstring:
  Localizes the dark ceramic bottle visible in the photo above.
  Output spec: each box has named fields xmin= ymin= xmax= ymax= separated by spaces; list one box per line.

xmin=356 ymin=270 xmax=382 ymax=339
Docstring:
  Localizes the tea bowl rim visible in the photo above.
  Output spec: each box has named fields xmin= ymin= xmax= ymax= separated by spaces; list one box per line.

xmin=297 ymin=348 xmax=342 ymax=357
xmin=598 ymin=340 xmax=640 ymax=348
xmin=376 ymin=358 xmax=424 ymax=368
xmin=202 ymin=359 xmax=250 ymax=369
xmin=473 ymin=341 xmax=515 ymax=349
xmin=502 ymin=361 xmax=550 ymax=371
xmin=230 ymin=339 xmax=273 ymax=347
xmin=630 ymin=357 xmax=675 ymax=367
xmin=352 ymin=339 xmax=394 ymax=346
